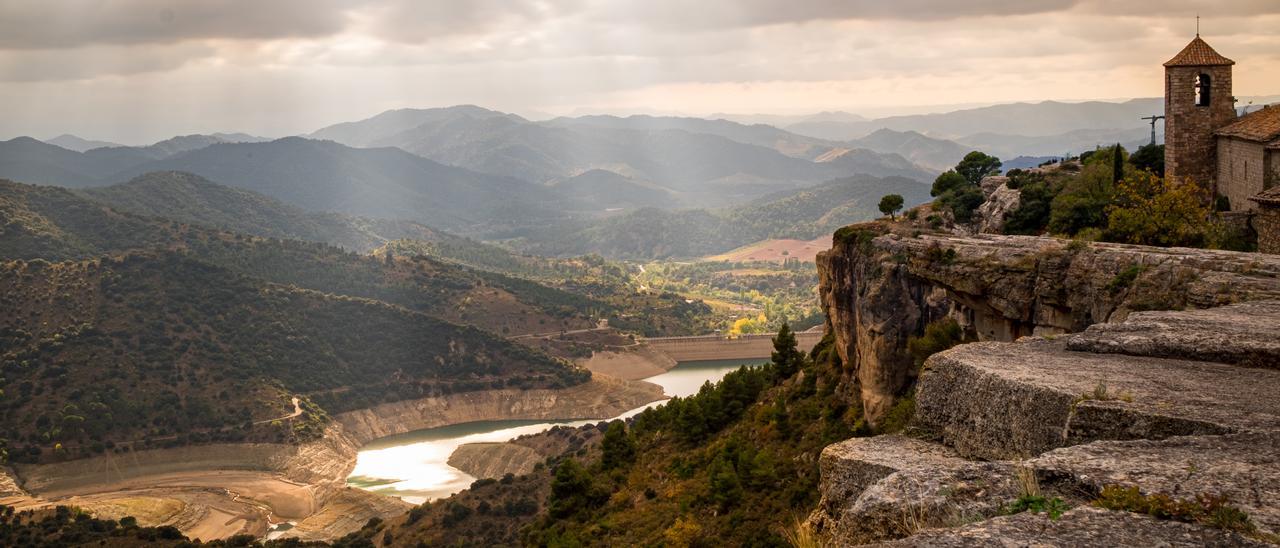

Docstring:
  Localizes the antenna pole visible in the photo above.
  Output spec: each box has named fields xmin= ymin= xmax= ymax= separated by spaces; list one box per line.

xmin=1196 ymin=15 xmax=1200 ymax=36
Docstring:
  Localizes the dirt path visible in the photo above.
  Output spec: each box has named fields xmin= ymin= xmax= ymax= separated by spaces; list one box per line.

xmin=254 ymin=397 xmax=302 ymax=425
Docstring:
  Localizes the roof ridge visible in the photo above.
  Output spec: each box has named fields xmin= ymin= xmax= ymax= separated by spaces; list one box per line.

xmin=1164 ymin=36 xmax=1235 ymax=67
xmin=1215 ymin=106 xmax=1280 ymax=143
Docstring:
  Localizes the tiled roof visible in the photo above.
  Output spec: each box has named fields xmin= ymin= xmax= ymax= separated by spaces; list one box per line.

xmin=1215 ymin=106 xmax=1280 ymax=144
xmin=1250 ymin=186 xmax=1280 ymax=206
xmin=1164 ymin=36 xmax=1235 ymax=67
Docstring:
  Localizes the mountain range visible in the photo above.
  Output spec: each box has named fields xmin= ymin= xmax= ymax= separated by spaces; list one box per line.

xmin=508 ymin=174 xmax=931 ymax=259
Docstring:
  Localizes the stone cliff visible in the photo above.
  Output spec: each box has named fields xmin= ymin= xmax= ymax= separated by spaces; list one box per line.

xmin=811 ymin=223 xmax=1280 ymax=545
xmin=816 ymin=223 xmax=1280 ymax=423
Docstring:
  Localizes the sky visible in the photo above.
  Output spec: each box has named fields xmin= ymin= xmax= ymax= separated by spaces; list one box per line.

xmin=2 ymin=0 xmax=1279 ymax=144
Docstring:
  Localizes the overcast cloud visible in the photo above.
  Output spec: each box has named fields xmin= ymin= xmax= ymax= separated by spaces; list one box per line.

xmin=1 ymin=0 xmax=1277 ymax=143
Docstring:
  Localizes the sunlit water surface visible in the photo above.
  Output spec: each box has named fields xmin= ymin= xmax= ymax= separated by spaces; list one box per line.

xmin=346 ymin=358 xmax=763 ymax=503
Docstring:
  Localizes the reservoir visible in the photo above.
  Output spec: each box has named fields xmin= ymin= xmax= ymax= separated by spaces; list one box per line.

xmin=346 ymin=358 xmax=762 ymax=503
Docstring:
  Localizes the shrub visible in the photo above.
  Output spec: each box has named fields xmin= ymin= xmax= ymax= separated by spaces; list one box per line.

xmin=1093 ymin=485 xmax=1256 ymax=534
xmin=1105 ymin=172 xmax=1212 ymax=247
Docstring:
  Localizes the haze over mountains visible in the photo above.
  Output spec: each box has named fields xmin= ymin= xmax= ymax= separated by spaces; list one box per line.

xmin=2 ymin=97 xmax=1258 ymax=259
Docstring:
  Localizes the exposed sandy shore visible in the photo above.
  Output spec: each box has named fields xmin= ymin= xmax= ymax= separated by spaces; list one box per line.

xmin=8 ymin=375 xmax=663 ymax=541
xmin=578 ymin=343 xmax=677 ymax=380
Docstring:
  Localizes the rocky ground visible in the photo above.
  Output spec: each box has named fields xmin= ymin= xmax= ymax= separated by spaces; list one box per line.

xmin=812 ymin=225 xmax=1280 ymax=545
xmin=808 ymin=299 xmax=1280 ymax=546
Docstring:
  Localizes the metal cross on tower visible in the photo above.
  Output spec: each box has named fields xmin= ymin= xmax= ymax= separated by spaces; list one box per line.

xmin=1141 ymin=115 xmax=1165 ymax=146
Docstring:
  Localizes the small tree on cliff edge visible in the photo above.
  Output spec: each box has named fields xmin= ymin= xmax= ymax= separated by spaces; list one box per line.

xmin=771 ymin=323 xmax=804 ymax=380
xmin=878 ymin=194 xmax=905 ymax=220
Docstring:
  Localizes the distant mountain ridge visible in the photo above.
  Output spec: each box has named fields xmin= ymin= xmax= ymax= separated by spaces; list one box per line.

xmin=510 ymin=174 xmax=931 ymax=259
xmin=0 ymin=136 xmax=571 ymax=232
xmin=80 ymin=171 xmax=451 ymax=253
xmin=44 ymin=134 xmax=123 ymax=152
xmin=308 ymin=105 xmax=936 ymax=208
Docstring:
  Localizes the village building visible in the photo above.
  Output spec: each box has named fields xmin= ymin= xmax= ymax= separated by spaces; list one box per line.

xmin=1162 ymin=34 xmax=1280 ymax=252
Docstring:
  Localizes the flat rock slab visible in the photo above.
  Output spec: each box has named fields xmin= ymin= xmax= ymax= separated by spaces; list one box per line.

xmin=810 ymin=436 xmax=1022 ymax=545
xmin=1033 ymin=432 xmax=1280 ymax=537
xmin=1066 ymin=300 xmax=1280 ymax=368
xmin=869 ymin=506 xmax=1270 ymax=548
xmin=916 ymin=338 xmax=1280 ymax=460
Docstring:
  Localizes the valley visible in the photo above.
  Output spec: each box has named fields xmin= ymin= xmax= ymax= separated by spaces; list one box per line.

xmin=2 ymin=25 xmax=1278 ymax=545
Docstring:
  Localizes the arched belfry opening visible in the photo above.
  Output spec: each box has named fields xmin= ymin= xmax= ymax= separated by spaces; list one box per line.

xmin=1195 ymin=73 xmax=1211 ymax=106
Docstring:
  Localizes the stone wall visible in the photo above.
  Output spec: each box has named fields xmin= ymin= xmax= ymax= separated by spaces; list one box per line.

xmin=1165 ymin=64 xmax=1236 ymax=188
xmin=643 ymin=331 xmax=824 ymax=362
xmin=1216 ymin=137 xmax=1267 ymax=210
xmin=1257 ymin=207 xmax=1280 ymax=254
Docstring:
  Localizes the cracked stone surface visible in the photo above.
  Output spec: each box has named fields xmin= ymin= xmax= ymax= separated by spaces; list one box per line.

xmin=867 ymin=506 xmax=1271 ymax=548
xmin=809 ymin=435 xmax=1023 ymax=545
xmin=1065 ymin=300 xmax=1280 ymax=368
xmin=915 ymin=338 xmax=1280 ymax=460
xmin=1032 ymin=432 xmax=1280 ymax=537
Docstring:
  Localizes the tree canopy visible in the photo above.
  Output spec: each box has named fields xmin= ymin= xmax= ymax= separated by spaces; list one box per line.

xmin=878 ymin=194 xmax=905 ymax=220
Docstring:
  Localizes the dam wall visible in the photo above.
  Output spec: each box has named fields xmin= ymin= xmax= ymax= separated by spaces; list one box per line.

xmin=644 ymin=330 xmax=824 ymax=362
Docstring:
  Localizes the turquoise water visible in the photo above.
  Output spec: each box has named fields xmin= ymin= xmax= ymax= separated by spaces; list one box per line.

xmin=346 ymin=358 xmax=765 ymax=503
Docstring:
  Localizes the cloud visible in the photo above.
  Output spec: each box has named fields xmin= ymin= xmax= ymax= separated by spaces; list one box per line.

xmin=0 ymin=43 xmax=215 ymax=82
xmin=0 ymin=0 xmax=362 ymax=49
xmin=586 ymin=0 xmax=1080 ymax=30
xmin=2 ymin=1 xmax=1280 ymax=143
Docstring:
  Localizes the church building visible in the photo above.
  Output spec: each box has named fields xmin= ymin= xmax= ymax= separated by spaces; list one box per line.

xmin=1163 ymin=34 xmax=1280 ymax=252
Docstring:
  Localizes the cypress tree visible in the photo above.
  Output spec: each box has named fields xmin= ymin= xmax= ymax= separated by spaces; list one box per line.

xmin=1112 ymin=143 xmax=1125 ymax=184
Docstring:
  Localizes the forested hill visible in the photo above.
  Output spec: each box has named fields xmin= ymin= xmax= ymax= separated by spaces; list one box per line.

xmin=0 ymin=178 xmax=609 ymax=336
xmin=80 ymin=171 xmax=452 ymax=253
xmin=0 ymin=251 xmax=586 ymax=462
xmin=509 ymin=174 xmax=932 ymax=259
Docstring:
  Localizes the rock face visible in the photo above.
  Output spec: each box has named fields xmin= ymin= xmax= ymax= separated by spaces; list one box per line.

xmin=916 ymin=338 xmax=1280 ymax=459
xmin=813 ymin=225 xmax=1280 ymax=545
xmin=811 ymin=302 xmax=1280 ymax=544
xmin=807 ymin=435 xmax=1021 ymax=545
xmin=869 ymin=506 xmax=1270 ymax=548
xmin=1065 ymin=300 xmax=1280 ymax=368
xmin=447 ymin=443 xmax=544 ymax=479
xmin=336 ymin=376 xmax=662 ymax=444
xmin=816 ymin=224 xmax=1280 ymax=423
xmin=973 ymin=180 xmax=1021 ymax=234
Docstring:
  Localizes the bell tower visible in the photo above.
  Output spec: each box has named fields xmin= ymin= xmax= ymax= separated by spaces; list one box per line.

xmin=1163 ymin=35 xmax=1235 ymax=188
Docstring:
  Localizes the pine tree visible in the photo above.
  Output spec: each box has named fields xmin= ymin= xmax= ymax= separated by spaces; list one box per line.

xmin=770 ymin=323 xmax=803 ymax=379
xmin=600 ymin=420 xmax=636 ymax=469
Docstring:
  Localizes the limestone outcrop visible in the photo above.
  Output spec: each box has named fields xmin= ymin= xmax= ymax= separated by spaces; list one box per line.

xmin=869 ymin=507 xmax=1269 ymax=547
xmin=973 ymin=180 xmax=1020 ymax=234
xmin=810 ymin=302 xmax=1280 ymax=544
xmin=814 ymin=225 xmax=1280 ymax=545
xmin=816 ymin=224 xmax=1280 ymax=423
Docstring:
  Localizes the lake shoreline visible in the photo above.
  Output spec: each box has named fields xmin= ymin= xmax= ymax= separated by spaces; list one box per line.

xmin=8 ymin=375 xmax=664 ymax=541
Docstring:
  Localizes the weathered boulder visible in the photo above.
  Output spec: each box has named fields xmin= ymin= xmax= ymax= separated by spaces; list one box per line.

xmin=1065 ymin=300 xmax=1280 ymax=368
xmin=868 ymin=506 xmax=1270 ymax=547
xmin=817 ymin=226 xmax=1280 ymax=423
xmin=915 ymin=338 xmax=1280 ymax=460
xmin=808 ymin=436 xmax=1022 ymax=545
xmin=979 ymin=175 xmax=1010 ymax=198
xmin=974 ymin=183 xmax=1021 ymax=234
